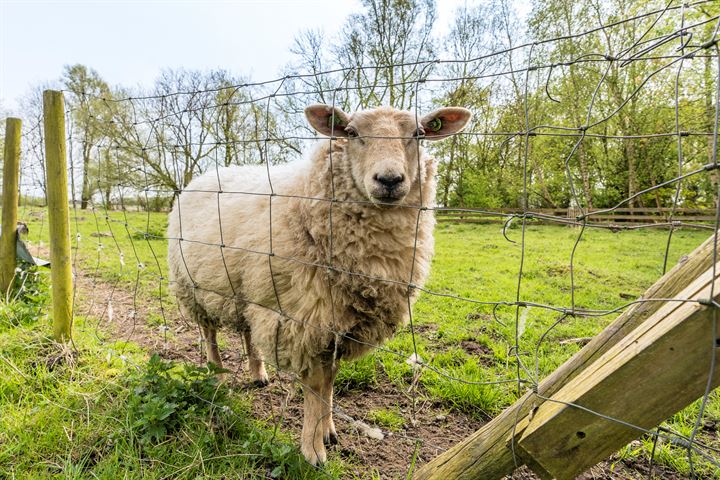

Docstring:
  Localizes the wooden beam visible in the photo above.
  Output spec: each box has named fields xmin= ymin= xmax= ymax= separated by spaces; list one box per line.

xmin=517 ymin=262 xmax=720 ymax=479
xmin=0 ymin=118 xmax=21 ymax=295
xmin=43 ymin=90 xmax=73 ymax=342
xmin=414 ymin=234 xmax=719 ymax=480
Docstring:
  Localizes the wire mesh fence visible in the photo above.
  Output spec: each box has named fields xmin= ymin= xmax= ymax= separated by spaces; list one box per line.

xmin=7 ymin=1 xmax=720 ymax=478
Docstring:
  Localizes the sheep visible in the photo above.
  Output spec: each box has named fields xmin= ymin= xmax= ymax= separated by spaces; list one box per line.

xmin=167 ymin=104 xmax=471 ymax=465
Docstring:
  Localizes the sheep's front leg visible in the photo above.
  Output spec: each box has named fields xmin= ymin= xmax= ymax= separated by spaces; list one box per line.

xmin=300 ymin=364 xmax=328 ymax=465
xmin=322 ymin=362 xmax=338 ymax=445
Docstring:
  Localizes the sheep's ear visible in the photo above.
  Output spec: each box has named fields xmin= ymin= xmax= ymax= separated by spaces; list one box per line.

xmin=305 ymin=104 xmax=351 ymax=137
xmin=420 ymin=107 xmax=472 ymax=141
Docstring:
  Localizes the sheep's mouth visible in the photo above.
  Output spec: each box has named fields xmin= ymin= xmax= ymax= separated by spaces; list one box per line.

xmin=370 ymin=194 xmax=404 ymax=206
xmin=366 ymin=182 xmax=409 ymax=206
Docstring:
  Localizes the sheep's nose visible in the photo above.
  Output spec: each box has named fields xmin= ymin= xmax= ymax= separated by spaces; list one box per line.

xmin=374 ymin=173 xmax=405 ymax=189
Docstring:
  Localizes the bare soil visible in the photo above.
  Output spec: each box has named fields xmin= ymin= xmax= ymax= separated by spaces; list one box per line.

xmin=72 ymin=269 xmax=690 ymax=479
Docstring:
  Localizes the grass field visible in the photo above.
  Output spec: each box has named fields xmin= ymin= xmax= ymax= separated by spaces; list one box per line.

xmin=3 ymin=206 xmax=720 ymax=478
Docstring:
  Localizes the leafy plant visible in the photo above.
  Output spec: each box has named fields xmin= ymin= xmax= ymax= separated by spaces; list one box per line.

xmin=127 ymin=354 xmax=226 ymax=444
xmin=1 ymin=265 xmax=49 ymax=327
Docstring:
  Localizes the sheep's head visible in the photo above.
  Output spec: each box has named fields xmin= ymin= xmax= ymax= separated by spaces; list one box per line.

xmin=305 ymin=104 xmax=471 ymax=205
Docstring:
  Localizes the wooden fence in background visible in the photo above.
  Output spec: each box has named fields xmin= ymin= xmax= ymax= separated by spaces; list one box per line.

xmin=436 ymin=207 xmax=717 ymax=225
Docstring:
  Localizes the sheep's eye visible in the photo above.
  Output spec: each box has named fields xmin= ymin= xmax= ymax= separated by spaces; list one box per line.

xmin=345 ymin=127 xmax=359 ymax=138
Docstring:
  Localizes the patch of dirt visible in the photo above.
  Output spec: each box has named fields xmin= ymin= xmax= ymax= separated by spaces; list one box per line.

xmin=466 ymin=311 xmax=492 ymax=321
xmin=412 ymin=323 xmax=438 ymax=334
xmin=508 ymin=457 xmax=688 ymax=480
xmin=250 ymin=376 xmax=485 ymax=479
xmin=70 ymin=269 xmax=696 ymax=479
xmin=460 ymin=339 xmax=492 ymax=356
xmin=459 ymin=339 xmax=496 ymax=367
xmin=546 ymin=265 xmax=571 ymax=277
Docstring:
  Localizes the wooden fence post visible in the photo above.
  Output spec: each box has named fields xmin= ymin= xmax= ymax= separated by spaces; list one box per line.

xmin=0 ymin=118 xmax=22 ymax=295
xmin=415 ymin=233 xmax=720 ymax=480
xmin=43 ymin=90 xmax=73 ymax=342
xmin=514 ymin=260 xmax=720 ymax=479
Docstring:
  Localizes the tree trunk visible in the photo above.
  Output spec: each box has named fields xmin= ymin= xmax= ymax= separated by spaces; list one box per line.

xmin=577 ymin=143 xmax=593 ymax=209
xmin=705 ymin=54 xmax=719 ymax=208
xmin=80 ymin=141 xmax=91 ymax=210
xmin=625 ymin=136 xmax=638 ymax=209
xmin=441 ymin=137 xmax=457 ymax=207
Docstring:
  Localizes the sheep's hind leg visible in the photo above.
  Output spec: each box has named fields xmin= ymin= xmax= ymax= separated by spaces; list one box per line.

xmin=243 ymin=330 xmax=269 ymax=386
xmin=202 ymin=324 xmax=223 ymax=369
xmin=301 ymin=364 xmax=328 ymax=465
xmin=322 ymin=362 xmax=338 ymax=445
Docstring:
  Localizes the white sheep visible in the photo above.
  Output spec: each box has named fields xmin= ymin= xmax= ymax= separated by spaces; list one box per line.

xmin=167 ymin=104 xmax=471 ymax=464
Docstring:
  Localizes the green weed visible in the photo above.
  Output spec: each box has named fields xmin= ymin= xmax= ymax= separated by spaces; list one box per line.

xmin=366 ymin=408 xmax=405 ymax=431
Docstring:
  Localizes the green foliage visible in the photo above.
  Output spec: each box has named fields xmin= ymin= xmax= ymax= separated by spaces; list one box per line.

xmin=366 ymin=408 xmax=405 ymax=431
xmin=0 ymin=316 xmax=346 ymax=479
xmin=336 ymin=354 xmax=378 ymax=393
xmin=0 ymin=265 xmax=49 ymax=328
xmin=424 ymin=1 xmax=720 ymax=210
xmin=126 ymin=354 xmax=226 ymax=444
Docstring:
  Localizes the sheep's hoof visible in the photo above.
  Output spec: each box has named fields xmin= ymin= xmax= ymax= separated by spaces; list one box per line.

xmin=324 ymin=431 xmax=339 ymax=445
xmin=252 ymin=378 xmax=269 ymax=388
xmin=301 ymin=445 xmax=327 ymax=466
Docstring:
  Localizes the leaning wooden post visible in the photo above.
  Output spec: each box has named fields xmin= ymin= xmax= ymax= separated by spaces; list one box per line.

xmin=415 ymin=233 xmax=720 ymax=480
xmin=0 ymin=118 xmax=22 ymax=295
xmin=43 ymin=90 xmax=73 ymax=342
xmin=514 ymin=262 xmax=720 ymax=479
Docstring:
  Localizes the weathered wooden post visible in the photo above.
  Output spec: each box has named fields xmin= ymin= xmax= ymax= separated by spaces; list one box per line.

xmin=0 ymin=118 xmax=22 ymax=295
xmin=43 ymin=90 xmax=73 ymax=342
xmin=415 ymin=234 xmax=720 ymax=480
xmin=515 ymin=260 xmax=720 ymax=478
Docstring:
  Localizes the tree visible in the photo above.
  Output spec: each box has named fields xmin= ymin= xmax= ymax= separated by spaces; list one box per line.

xmin=433 ymin=1 xmax=503 ymax=207
xmin=284 ymin=0 xmax=439 ymax=115
xmin=18 ymin=85 xmax=54 ymax=204
xmin=62 ymin=64 xmax=111 ymax=209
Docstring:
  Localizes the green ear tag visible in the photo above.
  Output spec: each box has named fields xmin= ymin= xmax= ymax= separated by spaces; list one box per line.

xmin=428 ymin=118 xmax=442 ymax=132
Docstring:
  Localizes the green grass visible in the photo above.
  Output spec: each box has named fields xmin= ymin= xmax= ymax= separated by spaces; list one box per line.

xmin=11 ymin=207 xmax=720 ymax=477
xmin=366 ymin=408 xmax=405 ymax=432
xmin=0 ymin=270 xmax=347 ymax=479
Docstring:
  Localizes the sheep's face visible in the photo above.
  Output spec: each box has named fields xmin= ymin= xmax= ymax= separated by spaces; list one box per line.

xmin=305 ymin=105 xmax=472 ymax=206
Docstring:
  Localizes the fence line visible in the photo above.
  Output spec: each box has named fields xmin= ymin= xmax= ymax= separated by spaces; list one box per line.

xmin=6 ymin=1 xmax=720 ymax=478
xmin=436 ymin=207 xmax=720 ymax=224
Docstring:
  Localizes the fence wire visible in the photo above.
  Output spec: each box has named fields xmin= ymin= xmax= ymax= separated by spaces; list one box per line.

xmin=11 ymin=1 xmax=720 ymax=478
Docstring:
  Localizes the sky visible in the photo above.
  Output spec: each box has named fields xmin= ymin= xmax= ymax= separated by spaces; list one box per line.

xmin=0 ymin=0 xmax=472 ymax=115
